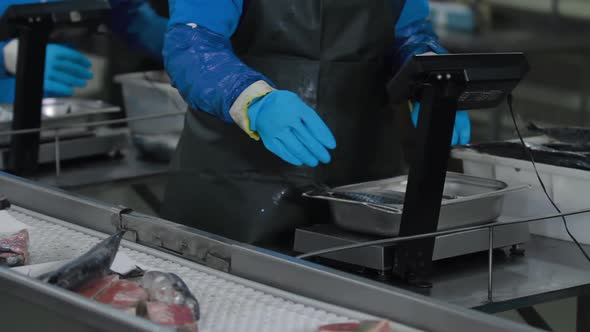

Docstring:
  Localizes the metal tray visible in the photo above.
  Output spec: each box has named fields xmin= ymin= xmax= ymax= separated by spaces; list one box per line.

xmin=0 ymin=98 xmax=120 ymax=136
xmin=0 ymin=98 xmax=120 ymax=145
xmin=304 ymin=172 xmax=530 ymax=237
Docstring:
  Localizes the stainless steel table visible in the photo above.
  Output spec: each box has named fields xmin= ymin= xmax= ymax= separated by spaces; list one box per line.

xmin=34 ymin=145 xmax=169 ymax=189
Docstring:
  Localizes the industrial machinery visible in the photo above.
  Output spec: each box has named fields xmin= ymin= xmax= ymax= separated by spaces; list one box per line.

xmin=294 ymin=53 xmax=531 ymax=286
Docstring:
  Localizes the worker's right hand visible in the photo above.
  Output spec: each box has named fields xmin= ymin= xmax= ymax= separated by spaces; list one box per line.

xmin=44 ymin=44 xmax=93 ymax=97
xmin=248 ymin=90 xmax=336 ymax=167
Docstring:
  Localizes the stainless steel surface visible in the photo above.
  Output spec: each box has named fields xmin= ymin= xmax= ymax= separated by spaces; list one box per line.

xmin=0 ymin=268 xmax=163 ymax=332
xmin=0 ymin=172 xmax=540 ymax=332
xmin=428 ymin=235 xmax=590 ymax=312
xmin=306 ymin=173 xmax=529 ymax=237
xmin=0 ymin=98 xmax=120 ymax=144
xmin=0 ymin=111 xmax=185 ymax=137
xmin=0 ymin=98 xmax=120 ymax=121
xmin=54 ymin=131 xmax=61 ymax=177
xmin=0 ymin=130 xmax=128 ymax=170
xmin=295 ymin=209 xmax=590 ymax=260
xmin=132 ymin=133 xmax=180 ymax=162
xmin=231 ymin=246 xmax=540 ymax=332
xmin=488 ymin=228 xmax=494 ymax=303
xmin=115 ymin=71 xmax=187 ymax=135
xmin=294 ymin=223 xmax=529 ymax=271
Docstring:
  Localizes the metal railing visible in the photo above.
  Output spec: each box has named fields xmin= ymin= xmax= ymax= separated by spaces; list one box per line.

xmin=297 ymin=207 xmax=590 ymax=303
xmin=0 ymin=111 xmax=185 ymax=177
xmin=3 ymin=107 xmax=590 ymax=305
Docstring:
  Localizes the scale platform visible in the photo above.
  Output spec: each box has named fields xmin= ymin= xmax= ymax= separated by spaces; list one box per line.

xmin=294 ymin=223 xmax=530 ymax=272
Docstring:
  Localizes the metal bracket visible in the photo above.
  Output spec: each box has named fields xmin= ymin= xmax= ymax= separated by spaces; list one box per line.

xmin=393 ymin=72 xmax=466 ymax=283
xmin=110 ymin=205 xmax=135 ymax=240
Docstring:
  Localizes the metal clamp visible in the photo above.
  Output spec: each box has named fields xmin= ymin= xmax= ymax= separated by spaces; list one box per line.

xmin=110 ymin=205 xmax=134 ymax=240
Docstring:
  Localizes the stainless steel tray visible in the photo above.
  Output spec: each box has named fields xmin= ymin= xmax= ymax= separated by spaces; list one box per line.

xmin=0 ymin=98 xmax=120 ymax=145
xmin=304 ymin=172 xmax=530 ymax=237
xmin=0 ymin=97 xmax=120 ymax=128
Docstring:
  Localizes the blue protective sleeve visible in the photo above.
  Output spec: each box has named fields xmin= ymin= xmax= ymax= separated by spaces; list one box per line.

xmin=168 ymin=0 xmax=243 ymax=37
xmin=393 ymin=0 xmax=447 ymax=71
xmin=164 ymin=24 xmax=273 ymax=122
xmin=395 ymin=0 xmax=429 ymax=30
xmin=109 ymin=0 xmax=168 ymax=60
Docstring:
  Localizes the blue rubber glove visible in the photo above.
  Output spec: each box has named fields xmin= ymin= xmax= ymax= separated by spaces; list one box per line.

xmin=411 ymin=102 xmax=471 ymax=146
xmin=248 ymin=90 xmax=337 ymax=167
xmin=44 ymin=44 xmax=93 ymax=97
xmin=108 ymin=0 xmax=168 ymax=60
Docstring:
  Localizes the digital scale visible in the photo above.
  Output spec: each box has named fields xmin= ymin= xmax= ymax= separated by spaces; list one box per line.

xmin=294 ymin=53 xmax=531 ymax=286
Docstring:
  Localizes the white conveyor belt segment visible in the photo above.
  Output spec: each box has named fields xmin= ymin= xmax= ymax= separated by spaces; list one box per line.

xmin=7 ymin=206 xmax=423 ymax=332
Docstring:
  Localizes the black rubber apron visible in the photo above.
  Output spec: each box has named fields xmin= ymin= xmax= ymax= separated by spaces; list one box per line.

xmin=162 ymin=0 xmax=408 ymax=245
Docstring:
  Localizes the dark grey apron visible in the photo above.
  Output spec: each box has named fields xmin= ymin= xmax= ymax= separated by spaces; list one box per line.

xmin=161 ymin=0 xmax=408 ymax=245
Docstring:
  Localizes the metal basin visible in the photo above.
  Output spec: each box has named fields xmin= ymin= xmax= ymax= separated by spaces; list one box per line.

xmin=304 ymin=172 xmax=530 ymax=237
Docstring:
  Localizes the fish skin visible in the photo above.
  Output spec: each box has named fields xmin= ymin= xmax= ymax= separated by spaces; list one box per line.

xmin=318 ymin=320 xmax=393 ymax=332
xmin=39 ymin=231 xmax=126 ymax=290
xmin=140 ymin=271 xmax=201 ymax=321
xmin=145 ymin=302 xmax=198 ymax=332
xmin=0 ymin=247 xmax=17 ymax=254
xmin=527 ymin=122 xmax=590 ymax=145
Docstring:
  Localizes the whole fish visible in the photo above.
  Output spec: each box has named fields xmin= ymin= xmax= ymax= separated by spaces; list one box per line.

xmin=527 ymin=123 xmax=590 ymax=145
xmin=39 ymin=231 xmax=126 ymax=290
xmin=140 ymin=271 xmax=200 ymax=321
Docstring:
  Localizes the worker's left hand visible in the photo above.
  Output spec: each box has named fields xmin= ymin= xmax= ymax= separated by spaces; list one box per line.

xmin=248 ymin=90 xmax=336 ymax=167
xmin=411 ymin=102 xmax=471 ymax=146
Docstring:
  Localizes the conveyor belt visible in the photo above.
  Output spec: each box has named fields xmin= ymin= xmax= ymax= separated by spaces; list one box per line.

xmin=8 ymin=206 xmax=422 ymax=332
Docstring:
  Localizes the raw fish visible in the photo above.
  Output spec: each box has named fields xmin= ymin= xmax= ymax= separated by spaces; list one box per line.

xmin=140 ymin=271 xmax=200 ymax=321
xmin=95 ymin=279 xmax=149 ymax=314
xmin=76 ymin=275 xmax=120 ymax=299
xmin=145 ymin=302 xmax=198 ymax=332
xmin=0 ymin=229 xmax=29 ymax=267
xmin=39 ymin=231 xmax=126 ymax=290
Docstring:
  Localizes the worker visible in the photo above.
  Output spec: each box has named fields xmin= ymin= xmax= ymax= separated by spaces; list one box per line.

xmin=0 ymin=0 xmax=168 ymax=103
xmin=161 ymin=0 xmax=471 ymax=245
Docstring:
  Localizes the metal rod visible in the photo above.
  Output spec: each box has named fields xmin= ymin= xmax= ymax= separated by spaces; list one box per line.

xmin=54 ymin=130 xmax=61 ymax=178
xmin=296 ymin=207 xmax=590 ymax=259
xmin=0 ymin=111 xmax=186 ymax=137
xmin=488 ymin=227 xmax=494 ymax=303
